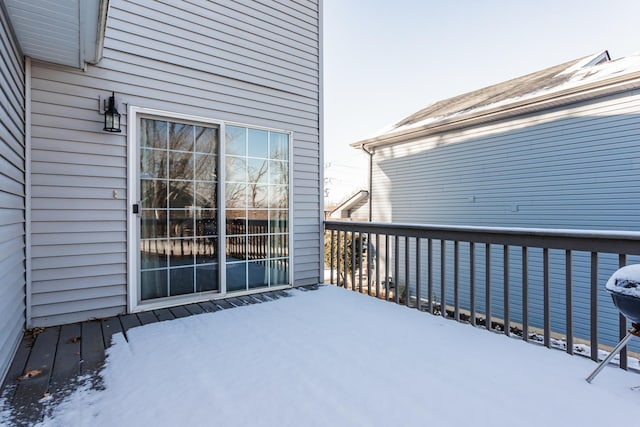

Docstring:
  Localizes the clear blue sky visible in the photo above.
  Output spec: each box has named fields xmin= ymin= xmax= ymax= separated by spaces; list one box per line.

xmin=323 ymin=0 xmax=640 ymax=203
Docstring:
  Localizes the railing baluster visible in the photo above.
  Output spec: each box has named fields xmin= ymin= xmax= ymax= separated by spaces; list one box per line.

xmin=358 ymin=233 xmax=364 ymax=293
xmin=441 ymin=240 xmax=446 ymax=318
xmin=330 ymin=230 xmax=335 ymax=285
xmin=486 ymin=243 xmax=491 ymax=331
xmin=619 ymin=253 xmax=628 ymax=370
xmin=385 ymin=234 xmax=390 ymax=301
xmin=351 ymin=232 xmax=357 ymax=291
xmin=503 ymin=244 xmax=509 ymax=336
xmin=405 ymin=236 xmax=410 ymax=307
xmin=590 ymin=251 xmax=598 ymax=362
xmin=470 ymin=242 xmax=475 ymax=326
xmin=454 ymin=240 xmax=459 ymax=321
xmin=416 ymin=238 xmax=421 ymax=311
xmin=367 ymin=232 xmax=372 ymax=296
xmin=375 ymin=233 xmax=380 ymax=298
xmin=394 ymin=235 xmax=400 ymax=304
xmin=343 ymin=231 xmax=348 ymax=290
xmin=543 ymin=247 xmax=550 ymax=348
xmin=428 ymin=239 xmax=433 ymax=314
xmin=336 ymin=231 xmax=342 ymax=287
xmin=565 ymin=250 xmax=573 ymax=354
xmin=522 ymin=247 xmax=528 ymax=341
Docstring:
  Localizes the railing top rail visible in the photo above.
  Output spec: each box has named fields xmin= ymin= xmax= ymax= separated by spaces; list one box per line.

xmin=324 ymin=220 xmax=640 ymax=255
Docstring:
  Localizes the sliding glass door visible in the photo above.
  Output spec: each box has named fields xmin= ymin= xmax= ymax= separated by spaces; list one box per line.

xmin=133 ymin=112 xmax=290 ymax=306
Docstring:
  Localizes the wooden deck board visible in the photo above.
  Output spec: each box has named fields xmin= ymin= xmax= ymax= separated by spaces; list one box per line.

xmin=101 ymin=317 xmax=124 ymax=348
xmin=214 ymin=299 xmax=234 ymax=310
xmin=80 ymin=321 xmax=104 ymax=375
xmin=153 ymin=308 xmax=175 ymax=322
xmin=184 ymin=303 xmax=205 ymax=315
xmin=0 ymin=333 xmax=34 ymax=403
xmin=10 ymin=327 xmax=60 ymax=425
xmin=168 ymin=306 xmax=191 ymax=319
xmin=118 ymin=314 xmax=142 ymax=335
xmin=136 ymin=311 xmax=158 ymax=325
xmin=49 ymin=323 xmax=81 ymax=395
xmin=198 ymin=301 xmax=219 ymax=312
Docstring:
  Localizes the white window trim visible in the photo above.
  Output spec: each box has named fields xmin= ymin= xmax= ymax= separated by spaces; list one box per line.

xmin=127 ymin=106 xmax=294 ymax=313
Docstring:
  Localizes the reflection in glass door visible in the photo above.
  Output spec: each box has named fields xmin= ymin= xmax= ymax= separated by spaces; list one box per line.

xmin=138 ymin=118 xmax=219 ymax=301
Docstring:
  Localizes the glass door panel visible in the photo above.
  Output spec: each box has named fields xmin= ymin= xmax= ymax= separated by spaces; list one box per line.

xmin=139 ymin=118 xmax=220 ymax=302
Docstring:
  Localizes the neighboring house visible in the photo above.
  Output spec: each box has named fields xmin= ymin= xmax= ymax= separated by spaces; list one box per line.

xmin=0 ymin=0 xmax=322 ymax=383
xmin=328 ymin=190 xmax=369 ymax=221
xmin=353 ymin=51 xmax=640 ymax=349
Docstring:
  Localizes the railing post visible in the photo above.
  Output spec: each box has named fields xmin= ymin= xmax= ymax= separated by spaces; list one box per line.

xmin=367 ymin=232 xmax=372 ymax=296
xmin=565 ymin=250 xmax=573 ymax=354
xmin=522 ymin=246 xmax=528 ymax=341
xmin=503 ymin=245 xmax=509 ymax=336
xmin=416 ymin=238 xmax=421 ymax=311
xmin=394 ymin=235 xmax=400 ymax=304
xmin=375 ymin=233 xmax=381 ymax=298
xmin=454 ymin=240 xmax=459 ymax=321
xmin=590 ymin=252 xmax=598 ymax=362
xmin=428 ymin=239 xmax=433 ymax=314
xmin=385 ymin=234 xmax=390 ymax=301
xmin=470 ymin=242 xmax=475 ymax=326
xmin=330 ymin=230 xmax=335 ymax=285
xmin=441 ymin=240 xmax=446 ymax=318
xmin=358 ymin=233 xmax=364 ymax=293
xmin=543 ymin=247 xmax=550 ymax=348
xmin=343 ymin=231 xmax=348 ymax=289
xmin=485 ymin=243 xmax=491 ymax=331
xmin=619 ymin=253 xmax=628 ymax=370
xmin=405 ymin=236 xmax=410 ymax=307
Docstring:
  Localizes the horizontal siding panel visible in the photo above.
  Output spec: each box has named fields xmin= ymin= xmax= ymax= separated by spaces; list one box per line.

xmin=32 ymin=285 xmax=126 ymax=306
xmin=30 ymin=161 xmax=124 ymax=179
xmin=31 ymin=295 xmax=126 ymax=319
xmin=30 ymin=306 xmax=125 ymax=328
xmin=31 ymin=209 xmax=126 ymax=222
xmin=31 ymin=220 xmax=123 ymax=234
xmin=31 ymin=186 xmax=126 ymax=200
xmin=32 ymin=242 xmax=126 ymax=258
xmin=32 ymin=231 xmax=125 ymax=246
xmin=31 ymin=198 xmax=126 ymax=210
xmin=0 ymin=208 xmax=23 ymax=227
xmin=31 ymin=174 xmax=125 ymax=190
xmin=32 ymin=274 xmax=127 ymax=294
xmin=32 ymin=263 xmax=125 ymax=282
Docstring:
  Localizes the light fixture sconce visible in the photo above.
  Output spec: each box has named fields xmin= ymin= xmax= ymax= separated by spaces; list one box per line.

xmin=103 ymin=92 xmax=122 ymax=132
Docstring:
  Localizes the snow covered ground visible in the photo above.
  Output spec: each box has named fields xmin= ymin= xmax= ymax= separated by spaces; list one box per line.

xmin=12 ymin=286 xmax=640 ymax=426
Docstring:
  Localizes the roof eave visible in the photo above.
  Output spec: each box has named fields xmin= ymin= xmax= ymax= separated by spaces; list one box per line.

xmin=353 ymin=71 xmax=640 ymax=149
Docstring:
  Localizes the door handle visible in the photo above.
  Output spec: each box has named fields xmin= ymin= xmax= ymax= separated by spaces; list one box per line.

xmin=132 ymin=203 xmax=139 ymax=214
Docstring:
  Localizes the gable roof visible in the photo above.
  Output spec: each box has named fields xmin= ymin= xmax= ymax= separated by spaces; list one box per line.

xmin=354 ymin=51 xmax=640 ymax=148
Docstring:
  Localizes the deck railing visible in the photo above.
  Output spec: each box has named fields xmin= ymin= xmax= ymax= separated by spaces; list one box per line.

xmin=324 ymin=220 xmax=640 ymax=370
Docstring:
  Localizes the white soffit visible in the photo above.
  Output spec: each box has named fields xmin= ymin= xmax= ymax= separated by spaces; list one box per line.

xmin=4 ymin=0 xmax=107 ymax=69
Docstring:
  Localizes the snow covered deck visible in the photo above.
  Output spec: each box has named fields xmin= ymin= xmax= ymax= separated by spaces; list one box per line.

xmin=2 ymin=285 xmax=640 ymax=426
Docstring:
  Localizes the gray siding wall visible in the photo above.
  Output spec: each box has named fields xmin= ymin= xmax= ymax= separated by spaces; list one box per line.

xmin=371 ymin=90 xmax=640 ymax=349
xmin=30 ymin=0 xmax=321 ymax=327
xmin=0 ymin=5 xmax=25 ymax=381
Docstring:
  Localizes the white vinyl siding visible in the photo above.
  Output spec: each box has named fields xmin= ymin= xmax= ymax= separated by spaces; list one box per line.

xmin=0 ymin=3 xmax=25 ymax=382
xmin=371 ymin=90 xmax=640 ymax=350
xmin=29 ymin=0 xmax=321 ymax=326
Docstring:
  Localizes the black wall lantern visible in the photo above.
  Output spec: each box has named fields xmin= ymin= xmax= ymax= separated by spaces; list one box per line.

xmin=103 ymin=92 xmax=122 ymax=132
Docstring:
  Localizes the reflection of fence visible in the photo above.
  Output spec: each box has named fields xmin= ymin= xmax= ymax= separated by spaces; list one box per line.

xmin=226 ymin=219 xmax=288 ymax=261
xmin=325 ymin=220 xmax=640 ymax=369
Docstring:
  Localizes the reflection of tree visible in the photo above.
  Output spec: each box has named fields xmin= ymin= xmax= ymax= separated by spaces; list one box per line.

xmin=248 ymin=159 xmax=268 ymax=208
xmin=225 ymin=182 xmax=245 ymax=208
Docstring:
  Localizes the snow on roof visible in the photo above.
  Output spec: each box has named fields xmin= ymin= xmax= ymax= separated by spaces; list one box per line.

xmin=356 ymin=50 xmax=640 ymax=147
